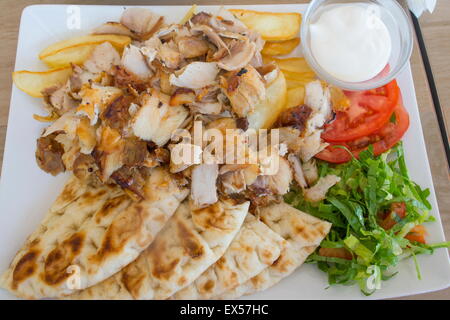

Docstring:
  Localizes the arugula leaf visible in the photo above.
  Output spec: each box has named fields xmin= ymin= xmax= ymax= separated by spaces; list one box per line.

xmin=285 ymin=144 xmax=449 ymax=295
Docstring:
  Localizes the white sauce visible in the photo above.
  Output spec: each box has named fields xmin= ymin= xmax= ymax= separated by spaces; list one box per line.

xmin=309 ymin=3 xmax=392 ymax=82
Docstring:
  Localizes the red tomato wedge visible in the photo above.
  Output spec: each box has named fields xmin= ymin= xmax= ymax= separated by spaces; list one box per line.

xmin=405 ymin=225 xmax=427 ymax=244
xmin=322 ymin=80 xmax=400 ymax=142
xmin=379 ymin=202 xmax=407 ymax=230
xmin=315 ymin=100 xmax=410 ymax=164
xmin=378 ymin=202 xmax=427 ymax=244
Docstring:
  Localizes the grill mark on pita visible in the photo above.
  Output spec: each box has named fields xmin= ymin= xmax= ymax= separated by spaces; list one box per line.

xmin=92 ymin=204 xmax=144 ymax=263
xmin=56 ymin=179 xmax=83 ymax=208
xmin=261 ymin=248 xmax=275 ymax=264
xmin=121 ymin=262 xmax=147 ymax=298
xmin=177 ymin=220 xmax=204 ymax=259
xmin=148 ymin=217 xmax=204 ymax=282
xmin=81 ymin=189 xmax=109 ymax=207
xmin=192 ymin=202 xmax=234 ymax=231
xmin=12 ymin=249 xmax=41 ymax=289
xmin=152 ymin=256 xmax=181 ymax=281
xmin=216 ymin=256 xmax=227 ymax=270
xmin=271 ymin=251 xmax=294 ymax=273
xmin=201 ymin=279 xmax=215 ymax=293
xmin=42 ymin=232 xmax=85 ymax=286
xmin=94 ymin=195 xmax=130 ymax=224
xmin=177 ymin=276 xmax=188 ymax=287
xmin=250 ymin=273 xmax=265 ymax=288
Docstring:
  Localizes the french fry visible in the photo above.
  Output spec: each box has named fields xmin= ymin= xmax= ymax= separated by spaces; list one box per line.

xmin=39 ymin=34 xmax=131 ymax=59
xmin=229 ymin=9 xmax=301 ymax=41
xmin=247 ymin=71 xmax=287 ymax=129
xmin=282 ymin=70 xmax=316 ymax=81
xmin=180 ymin=4 xmax=197 ymax=24
xmin=286 ymin=79 xmax=314 ymax=89
xmin=41 ymin=43 xmax=99 ymax=68
xmin=13 ymin=67 xmax=72 ymax=98
xmin=263 ymin=56 xmax=315 ymax=74
xmin=261 ymin=38 xmax=300 ymax=56
xmin=286 ymin=86 xmax=305 ymax=109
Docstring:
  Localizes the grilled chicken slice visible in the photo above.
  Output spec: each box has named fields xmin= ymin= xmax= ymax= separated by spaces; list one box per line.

xmin=176 ymin=36 xmax=210 ymax=59
xmin=304 ymin=175 xmax=341 ymax=202
xmin=288 ymin=154 xmax=307 ymax=189
xmin=221 ymin=65 xmax=265 ymax=117
xmin=83 ymin=42 xmax=120 ymax=74
xmin=76 ymin=117 xmax=97 ymax=154
xmin=169 ymin=88 xmax=196 ymax=106
xmin=42 ymin=110 xmax=79 ymax=138
xmin=190 ymin=101 xmax=222 ymax=115
xmin=140 ymin=36 xmax=161 ymax=65
xmin=190 ymin=11 xmax=213 ymax=25
xmin=158 ymin=40 xmax=183 ymax=69
xmin=250 ymin=156 xmax=293 ymax=197
xmin=92 ymin=125 xmax=124 ymax=182
xmin=169 ymin=62 xmax=219 ymax=89
xmin=92 ymin=21 xmax=135 ymax=38
xmin=69 ymin=65 xmax=97 ymax=92
xmin=302 ymin=159 xmax=319 ymax=186
xmin=121 ymin=44 xmax=153 ymax=80
xmin=131 ymin=91 xmax=189 ymax=146
xmin=298 ymin=130 xmax=329 ymax=162
xmin=304 ymin=80 xmax=332 ymax=131
xmin=277 ymin=127 xmax=302 ymax=154
xmin=213 ymin=7 xmax=249 ymax=33
xmin=264 ymin=156 xmax=293 ymax=195
xmin=190 ymin=24 xmax=229 ymax=52
xmin=42 ymin=81 xmax=78 ymax=116
xmin=76 ymin=84 xmax=123 ymax=125
xmin=120 ymin=7 xmax=163 ymax=39
xmin=217 ymin=39 xmax=256 ymax=71
xmin=219 ymin=164 xmax=259 ymax=194
xmin=191 ymin=163 xmax=219 ymax=208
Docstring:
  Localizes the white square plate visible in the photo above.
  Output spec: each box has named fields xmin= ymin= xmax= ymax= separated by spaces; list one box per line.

xmin=0 ymin=4 xmax=449 ymax=300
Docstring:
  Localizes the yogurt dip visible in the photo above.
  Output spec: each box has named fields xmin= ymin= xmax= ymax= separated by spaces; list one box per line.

xmin=309 ymin=3 xmax=392 ymax=83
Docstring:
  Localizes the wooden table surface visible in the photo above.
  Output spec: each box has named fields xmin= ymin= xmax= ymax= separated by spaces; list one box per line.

xmin=0 ymin=0 xmax=448 ymax=300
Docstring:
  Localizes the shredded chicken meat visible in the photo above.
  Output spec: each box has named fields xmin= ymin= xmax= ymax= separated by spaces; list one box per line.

xmin=33 ymin=7 xmax=332 ymax=204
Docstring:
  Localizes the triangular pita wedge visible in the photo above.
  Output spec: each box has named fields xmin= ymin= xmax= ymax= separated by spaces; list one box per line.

xmin=69 ymin=199 xmax=249 ymax=300
xmin=0 ymin=167 xmax=188 ymax=299
xmin=171 ymin=214 xmax=286 ymax=300
xmin=219 ymin=202 xmax=331 ymax=299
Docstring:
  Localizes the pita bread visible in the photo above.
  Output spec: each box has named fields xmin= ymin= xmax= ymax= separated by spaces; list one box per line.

xmin=69 ymin=199 xmax=249 ymax=300
xmin=0 ymin=167 xmax=188 ymax=299
xmin=219 ymin=202 xmax=331 ymax=299
xmin=171 ymin=214 xmax=286 ymax=300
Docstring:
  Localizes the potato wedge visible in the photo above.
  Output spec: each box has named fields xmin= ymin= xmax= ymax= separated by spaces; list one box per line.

xmin=13 ymin=67 xmax=72 ymax=98
xmin=247 ymin=71 xmax=287 ymax=130
xmin=286 ymin=86 xmax=305 ymax=109
xmin=261 ymin=38 xmax=300 ymax=56
xmin=263 ymin=56 xmax=314 ymax=74
xmin=229 ymin=9 xmax=301 ymax=41
xmin=282 ymin=69 xmax=316 ymax=80
xmin=41 ymin=43 xmax=99 ymax=68
xmin=286 ymin=78 xmax=314 ymax=89
xmin=39 ymin=34 xmax=131 ymax=59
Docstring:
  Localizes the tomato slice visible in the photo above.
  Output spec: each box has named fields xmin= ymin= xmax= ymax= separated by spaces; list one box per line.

xmin=322 ymin=80 xmax=400 ymax=142
xmin=405 ymin=225 xmax=427 ymax=244
xmin=379 ymin=202 xmax=407 ymax=230
xmin=315 ymin=101 xmax=410 ymax=164
xmin=377 ymin=202 xmax=427 ymax=244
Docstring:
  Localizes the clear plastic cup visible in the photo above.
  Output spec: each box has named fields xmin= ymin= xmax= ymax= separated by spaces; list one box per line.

xmin=301 ymin=0 xmax=413 ymax=91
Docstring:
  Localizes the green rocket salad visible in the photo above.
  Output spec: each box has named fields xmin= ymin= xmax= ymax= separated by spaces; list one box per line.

xmin=285 ymin=144 xmax=450 ymax=295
